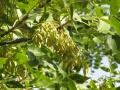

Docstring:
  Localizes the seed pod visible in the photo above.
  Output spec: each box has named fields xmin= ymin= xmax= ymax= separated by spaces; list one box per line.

xmin=33 ymin=21 xmax=82 ymax=71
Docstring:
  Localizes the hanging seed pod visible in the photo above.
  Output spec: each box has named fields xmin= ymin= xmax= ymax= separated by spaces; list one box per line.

xmin=33 ymin=21 xmax=81 ymax=71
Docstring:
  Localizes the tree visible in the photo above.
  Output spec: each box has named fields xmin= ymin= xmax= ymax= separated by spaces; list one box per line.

xmin=0 ymin=0 xmax=120 ymax=89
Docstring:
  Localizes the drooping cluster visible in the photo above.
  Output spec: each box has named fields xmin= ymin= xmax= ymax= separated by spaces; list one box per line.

xmin=33 ymin=22 xmax=81 ymax=70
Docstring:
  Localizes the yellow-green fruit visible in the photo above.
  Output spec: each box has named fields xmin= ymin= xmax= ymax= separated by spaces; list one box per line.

xmin=33 ymin=21 xmax=80 ymax=70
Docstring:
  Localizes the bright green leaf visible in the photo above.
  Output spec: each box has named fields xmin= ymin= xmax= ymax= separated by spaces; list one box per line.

xmin=0 ymin=58 xmax=7 ymax=65
xmin=110 ymin=0 xmax=120 ymax=15
xmin=93 ymin=37 xmax=102 ymax=44
xmin=110 ymin=17 xmax=120 ymax=36
xmin=107 ymin=35 xmax=117 ymax=53
xmin=68 ymin=77 xmax=77 ymax=90
xmin=90 ymin=79 xmax=97 ymax=88
xmin=15 ymin=53 xmax=28 ymax=64
xmin=95 ymin=6 xmax=103 ymax=17
xmin=98 ymin=17 xmax=111 ymax=34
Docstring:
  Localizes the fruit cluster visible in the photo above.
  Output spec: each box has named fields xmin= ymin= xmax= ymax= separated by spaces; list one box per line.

xmin=33 ymin=22 xmax=81 ymax=70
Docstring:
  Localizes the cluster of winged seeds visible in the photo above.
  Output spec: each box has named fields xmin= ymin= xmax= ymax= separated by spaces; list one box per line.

xmin=33 ymin=22 xmax=81 ymax=70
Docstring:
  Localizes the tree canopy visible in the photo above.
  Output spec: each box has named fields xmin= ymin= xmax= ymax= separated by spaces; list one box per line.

xmin=0 ymin=0 xmax=120 ymax=90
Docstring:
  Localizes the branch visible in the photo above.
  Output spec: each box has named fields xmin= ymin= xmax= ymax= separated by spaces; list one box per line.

xmin=0 ymin=15 xmax=29 ymax=38
xmin=39 ymin=0 xmax=51 ymax=8
xmin=57 ymin=20 xmax=71 ymax=30
xmin=0 ymin=0 xmax=51 ymax=38
xmin=0 ymin=37 xmax=32 ymax=46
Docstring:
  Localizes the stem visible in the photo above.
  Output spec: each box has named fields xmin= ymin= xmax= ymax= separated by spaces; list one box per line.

xmin=0 ymin=37 xmax=32 ymax=46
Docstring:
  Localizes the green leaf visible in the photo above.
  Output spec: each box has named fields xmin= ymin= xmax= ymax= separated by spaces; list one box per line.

xmin=69 ymin=73 xmax=89 ymax=84
xmin=73 ymin=12 xmax=82 ymax=22
xmin=27 ymin=59 xmax=39 ymax=67
xmin=107 ymin=35 xmax=117 ymax=53
xmin=110 ymin=0 xmax=120 ymax=15
xmin=41 ymin=46 xmax=52 ymax=58
xmin=100 ymin=66 xmax=110 ymax=72
xmin=101 ymin=17 xmax=120 ymax=35
xmin=95 ymin=6 xmax=103 ymax=17
xmin=110 ymin=17 xmax=120 ymax=36
xmin=27 ymin=51 xmax=36 ymax=60
xmin=98 ymin=17 xmax=111 ymax=34
xmin=0 ymin=58 xmax=7 ymax=65
xmin=106 ymin=88 xmax=116 ymax=90
xmin=114 ymin=51 xmax=120 ymax=64
xmin=0 ymin=58 xmax=7 ymax=69
xmin=5 ymin=81 xmax=24 ymax=88
xmin=69 ymin=4 xmax=73 ymax=20
xmin=44 ymin=61 xmax=56 ymax=70
xmin=17 ymin=2 xmax=30 ymax=13
xmin=68 ymin=77 xmax=77 ymax=90
xmin=93 ymin=37 xmax=102 ymax=44
xmin=15 ymin=53 xmax=28 ymax=64
xmin=90 ymin=80 xmax=97 ymax=88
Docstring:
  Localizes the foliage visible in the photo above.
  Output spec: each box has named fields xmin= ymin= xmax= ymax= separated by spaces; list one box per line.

xmin=0 ymin=0 xmax=120 ymax=89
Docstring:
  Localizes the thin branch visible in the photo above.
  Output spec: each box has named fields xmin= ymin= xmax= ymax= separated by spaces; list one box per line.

xmin=57 ymin=20 xmax=71 ymax=30
xmin=0 ymin=15 xmax=29 ymax=38
xmin=39 ymin=0 xmax=51 ymax=8
xmin=0 ymin=0 xmax=51 ymax=38
xmin=0 ymin=37 xmax=32 ymax=46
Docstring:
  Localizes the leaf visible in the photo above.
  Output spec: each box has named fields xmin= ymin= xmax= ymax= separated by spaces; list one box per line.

xmin=114 ymin=51 xmax=120 ymax=64
xmin=81 ymin=36 xmax=89 ymax=45
xmin=69 ymin=4 xmax=73 ymax=20
xmin=35 ymin=74 xmax=52 ymax=87
xmin=68 ymin=77 xmax=77 ymax=90
xmin=0 ymin=58 xmax=7 ymax=68
xmin=110 ymin=0 xmax=120 ymax=15
xmin=27 ymin=51 xmax=36 ymax=60
xmin=101 ymin=17 xmax=120 ymax=35
xmin=95 ymin=6 xmax=103 ymax=17
xmin=5 ymin=81 xmax=24 ymax=88
xmin=69 ymin=73 xmax=89 ymax=84
xmin=90 ymin=80 xmax=97 ymax=88
xmin=0 ymin=58 xmax=7 ymax=65
xmin=41 ymin=46 xmax=52 ymax=57
xmin=98 ymin=17 xmax=111 ymax=34
xmin=106 ymin=88 xmax=116 ymax=90
xmin=107 ymin=35 xmax=117 ymax=53
xmin=93 ymin=37 xmax=102 ymax=44
xmin=100 ymin=66 xmax=110 ymax=72
xmin=17 ymin=2 xmax=30 ymax=13
xmin=15 ymin=53 xmax=28 ymax=64
xmin=44 ymin=61 xmax=56 ymax=70
xmin=27 ymin=59 xmax=39 ymax=67
xmin=110 ymin=17 xmax=120 ymax=36
xmin=73 ymin=12 xmax=82 ymax=22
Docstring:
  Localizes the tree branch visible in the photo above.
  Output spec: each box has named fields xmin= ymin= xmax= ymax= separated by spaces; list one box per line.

xmin=0 ymin=0 xmax=51 ymax=38
xmin=39 ymin=0 xmax=51 ymax=8
xmin=0 ymin=37 xmax=32 ymax=46
xmin=0 ymin=15 xmax=29 ymax=38
xmin=57 ymin=20 xmax=71 ymax=30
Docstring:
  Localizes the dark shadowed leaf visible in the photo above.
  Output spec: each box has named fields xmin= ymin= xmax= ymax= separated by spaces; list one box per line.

xmin=69 ymin=73 xmax=89 ymax=84
xmin=5 ymin=81 xmax=24 ymax=88
xmin=27 ymin=51 xmax=36 ymax=60
xmin=100 ymin=66 xmax=110 ymax=72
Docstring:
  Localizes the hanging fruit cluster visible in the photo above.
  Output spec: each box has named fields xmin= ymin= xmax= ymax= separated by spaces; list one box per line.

xmin=33 ymin=21 xmax=81 ymax=70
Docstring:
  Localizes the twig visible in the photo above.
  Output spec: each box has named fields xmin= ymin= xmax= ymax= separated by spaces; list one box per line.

xmin=0 ymin=37 xmax=32 ymax=46
xmin=0 ymin=15 xmax=29 ymax=38
xmin=57 ymin=20 xmax=71 ymax=30
xmin=0 ymin=0 xmax=51 ymax=38
xmin=39 ymin=0 xmax=51 ymax=8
